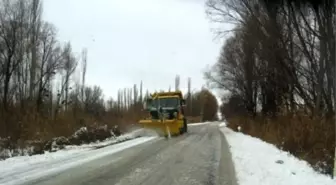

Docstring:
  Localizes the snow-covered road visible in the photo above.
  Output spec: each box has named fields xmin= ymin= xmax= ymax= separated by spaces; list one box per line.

xmin=0 ymin=134 xmax=156 ymax=185
xmin=2 ymin=122 xmax=334 ymax=185
xmin=1 ymin=122 xmax=237 ymax=185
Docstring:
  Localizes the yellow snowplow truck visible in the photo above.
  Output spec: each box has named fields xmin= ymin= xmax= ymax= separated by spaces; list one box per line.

xmin=138 ymin=91 xmax=188 ymax=137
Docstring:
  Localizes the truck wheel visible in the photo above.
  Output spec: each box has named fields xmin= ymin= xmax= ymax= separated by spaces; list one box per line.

xmin=183 ymin=118 xmax=188 ymax=133
xmin=179 ymin=124 xmax=184 ymax=134
xmin=179 ymin=128 xmax=184 ymax=135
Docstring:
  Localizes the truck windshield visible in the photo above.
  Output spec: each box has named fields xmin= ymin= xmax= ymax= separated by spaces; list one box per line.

xmin=150 ymin=97 xmax=179 ymax=108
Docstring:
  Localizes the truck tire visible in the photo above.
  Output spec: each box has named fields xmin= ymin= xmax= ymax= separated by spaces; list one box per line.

xmin=183 ymin=118 xmax=188 ymax=133
xmin=179 ymin=128 xmax=184 ymax=135
xmin=179 ymin=123 xmax=184 ymax=134
xmin=179 ymin=119 xmax=187 ymax=135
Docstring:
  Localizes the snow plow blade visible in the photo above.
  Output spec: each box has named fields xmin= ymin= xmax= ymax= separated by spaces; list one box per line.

xmin=138 ymin=119 xmax=184 ymax=137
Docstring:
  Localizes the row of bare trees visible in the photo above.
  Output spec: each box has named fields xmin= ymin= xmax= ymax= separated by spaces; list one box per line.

xmin=0 ymin=0 xmax=148 ymax=141
xmin=187 ymin=88 xmax=218 ymax=121
xmin=0 ymin=0 xmax=63 ymax=139
xmin=205 ymin=0 xmax=335 ymax=119
xmin=172 ymin=75 xmax=218 ymax=121
xmin=205 ymin=0 xmax=335 ymax=175
xmin=0 ymin=0 xmax=220 ymax=143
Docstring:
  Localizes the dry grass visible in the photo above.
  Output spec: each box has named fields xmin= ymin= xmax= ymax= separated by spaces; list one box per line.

xmin=227 ymin=115 xmax=335 ymax=175
xmin=186 ymin=116 xmax=202 ymax=123
xmin=0 ymin=107 xmax=139 ymax=143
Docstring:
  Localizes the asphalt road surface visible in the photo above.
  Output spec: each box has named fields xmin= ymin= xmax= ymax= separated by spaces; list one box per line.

xmin=24 ymin=122 xmax=237 ymax=185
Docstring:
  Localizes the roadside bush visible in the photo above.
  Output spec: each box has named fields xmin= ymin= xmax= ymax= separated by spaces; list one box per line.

xmin=226 ymin=115 xmax=335 ymax=175
xmin=0 ymin=123 xmax=125 ymax=159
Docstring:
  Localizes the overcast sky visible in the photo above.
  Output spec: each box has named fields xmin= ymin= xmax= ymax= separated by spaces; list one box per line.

xmin=43 ymin=0 xmax=230 ymax=101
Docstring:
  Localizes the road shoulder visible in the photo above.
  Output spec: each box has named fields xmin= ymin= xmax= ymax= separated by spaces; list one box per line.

xmin=217 ymin=128 xmax=238 ymax=185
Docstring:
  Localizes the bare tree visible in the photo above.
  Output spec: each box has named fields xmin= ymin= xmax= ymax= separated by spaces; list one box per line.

xmin=139 ymin=80 xmax=143 ymax=103
xmin=83 ymin=85 xmax=104 ymax=117
xmin=54 ymin=42 xmax=77 ymax=117
xmin=28 ymin=0 xmax=42 ymax=100
xmin=35 ymin=22 xmax=61 ymax=111
xmin=175 ymin=75 xmax=180 ymax=91
xmin=81 ymin=48 xmax=87 ymax=103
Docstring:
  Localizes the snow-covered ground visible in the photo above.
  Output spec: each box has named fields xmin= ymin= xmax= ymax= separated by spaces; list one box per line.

xmin=218 ymin=122 xmax=227 ymax=127
xmin=2 ymin=122 xmax=335 ymax=185
xmin=188 ymin=122 xmax=211 ymax=126
xmin=220 ymin=123 xmax=336 ymax=185
xmin=0 ymin=130 xmax=157 ymax=185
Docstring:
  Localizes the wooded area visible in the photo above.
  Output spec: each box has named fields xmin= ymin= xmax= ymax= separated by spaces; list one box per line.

xmin=0 ymin=0 xmax=219 ymax=158
xmin=205 ymin=0 xmax=335 ymax=175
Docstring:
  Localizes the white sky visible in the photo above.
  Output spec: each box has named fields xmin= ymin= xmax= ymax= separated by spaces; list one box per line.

xmin=43 ymin=0 xmax=230 ymax=101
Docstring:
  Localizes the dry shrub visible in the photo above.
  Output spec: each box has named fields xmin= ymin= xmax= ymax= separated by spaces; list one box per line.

xmin=0 ymin=107 xmax=121 ymax=142
xmin=0 ymin=106 xmax=135 ymax=159
xmin=186 ymin=116 xmax=202 ymax=123
xmin=0 ymin=101 xmax=147 ymax=160
xmin=227 ymin=114 xmax=335 ymax=175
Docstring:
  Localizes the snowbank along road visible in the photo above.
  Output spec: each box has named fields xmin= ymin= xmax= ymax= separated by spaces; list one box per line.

xmin=16 ymin=122 xmax=237 ymax=185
